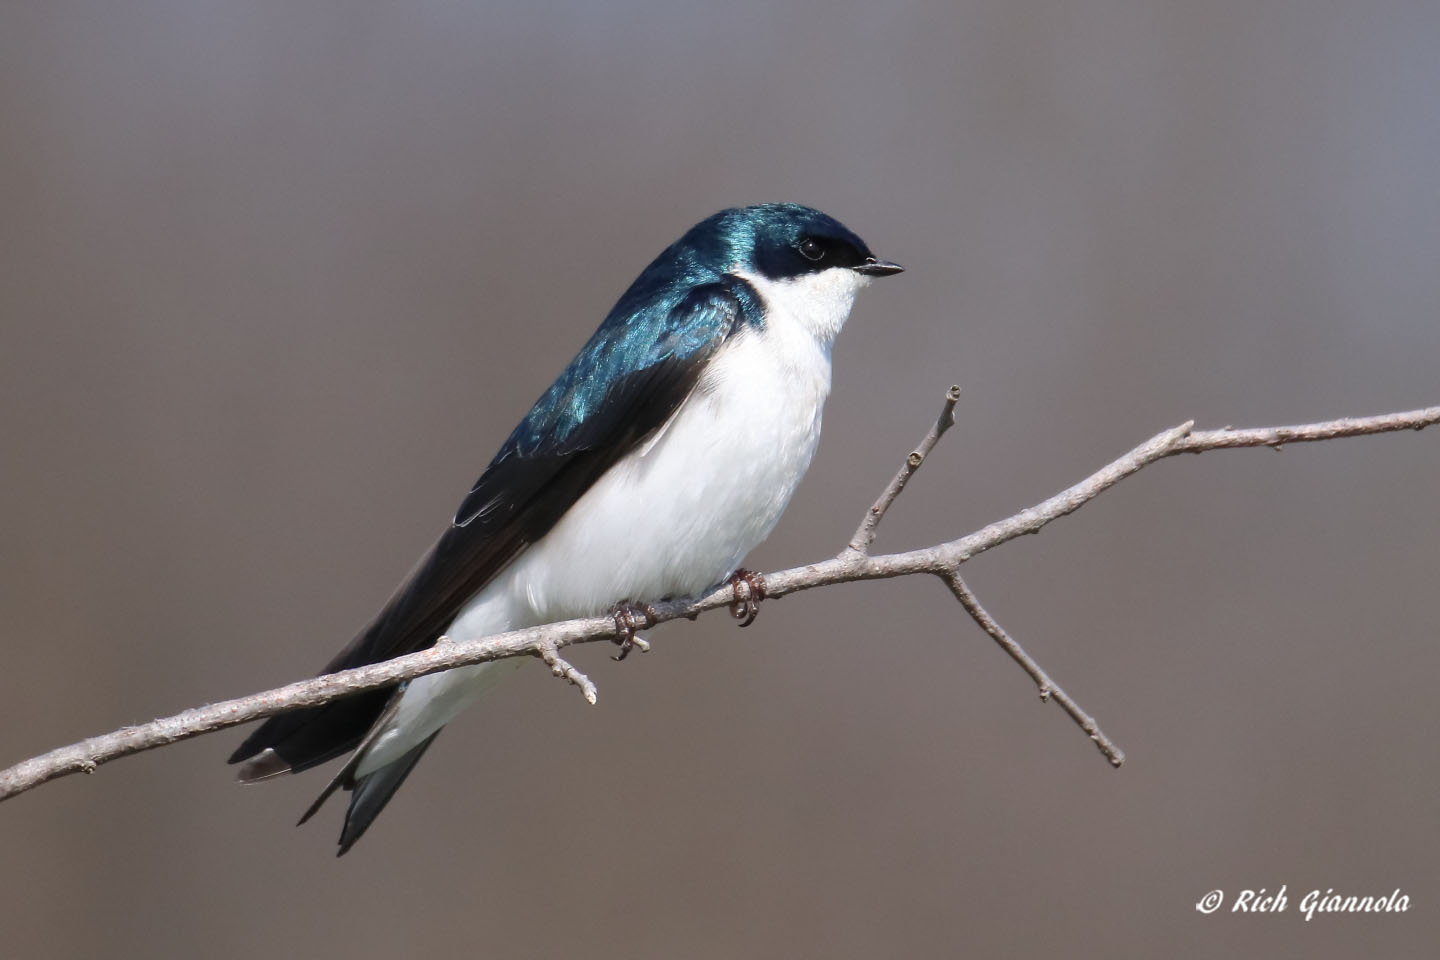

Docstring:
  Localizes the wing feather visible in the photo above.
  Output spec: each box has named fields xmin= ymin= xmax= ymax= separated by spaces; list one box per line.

xmin=229 ymin=282 xmax=744 ymax=771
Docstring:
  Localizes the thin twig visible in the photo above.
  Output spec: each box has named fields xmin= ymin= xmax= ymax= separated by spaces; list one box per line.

xmin=1 ymin=402 xmax=1435 ymax=802
xmin=941 ymin=570 xmax=1124 ymax=767
xmin=845 ymin=385 xmax=961 ymax=556
xmin=1176 ymin=411 xmax=1439 ymax=451
xmin=536 ymin=643 xmax=598 ymax=705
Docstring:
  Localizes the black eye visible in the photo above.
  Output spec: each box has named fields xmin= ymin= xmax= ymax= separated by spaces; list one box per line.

xmin=797 ymin=237 xmax=825 ymax=262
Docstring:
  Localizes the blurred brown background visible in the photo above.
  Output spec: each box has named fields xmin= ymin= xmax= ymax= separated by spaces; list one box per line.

xmin=2 ymin=2 xmax=1438 ymax=957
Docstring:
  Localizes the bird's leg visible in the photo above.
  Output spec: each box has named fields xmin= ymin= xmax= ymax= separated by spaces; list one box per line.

xmin=728 ymin=568 xmax=768 ymax=628
xmin=610 ymin=601 xmax=657 ymax=661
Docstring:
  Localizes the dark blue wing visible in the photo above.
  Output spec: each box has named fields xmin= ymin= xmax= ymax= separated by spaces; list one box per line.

xmin=229 ymin=282 xmax=745 ymax=772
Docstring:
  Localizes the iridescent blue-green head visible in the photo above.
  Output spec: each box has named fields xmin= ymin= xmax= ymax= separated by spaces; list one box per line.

xmin=600 ymin=203 xmax=901 ymax=352
xmin=682 ymin=202 xmax=903 ymax=281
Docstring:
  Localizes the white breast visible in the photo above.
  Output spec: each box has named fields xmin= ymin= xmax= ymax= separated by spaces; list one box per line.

xmin=477 ymin=264 xmax=871 ymax=625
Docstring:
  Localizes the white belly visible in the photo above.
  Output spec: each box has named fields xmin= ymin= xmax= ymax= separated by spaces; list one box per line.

xmin=495 ymin=322 xmax=831 ymax=619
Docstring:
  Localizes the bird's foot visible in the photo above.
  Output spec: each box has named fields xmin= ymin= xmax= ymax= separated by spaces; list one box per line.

xmin=610 ymin=601 xmax=657 ymax=661
xmin=728 ymin=568 xmax=768 ymax=627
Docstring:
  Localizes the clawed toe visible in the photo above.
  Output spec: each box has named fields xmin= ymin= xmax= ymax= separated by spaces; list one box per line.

xmin=610 ymin=601 xmax=657 ymax=661
xmin=728 ymin=568 xmax=768 ymax=627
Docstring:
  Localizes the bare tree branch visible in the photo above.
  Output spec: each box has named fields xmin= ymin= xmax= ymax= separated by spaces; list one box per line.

xmin=1 ymin=400 xmax=1435 ymax=803
xmin=845 ymin=384 xmax=961 ymax=556
xmin=840 ymin=385 xmax=1123 ymax=762
xmin=942 ymin=571 xmax=1125 ymax=767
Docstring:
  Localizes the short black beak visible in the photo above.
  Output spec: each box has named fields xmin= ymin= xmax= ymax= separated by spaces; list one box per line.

xmin=854 ymin=257 xmax=904 ymax=277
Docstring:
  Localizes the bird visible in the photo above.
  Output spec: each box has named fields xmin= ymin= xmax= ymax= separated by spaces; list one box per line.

xmin=228 ymin=203 xmax=903 ymax=854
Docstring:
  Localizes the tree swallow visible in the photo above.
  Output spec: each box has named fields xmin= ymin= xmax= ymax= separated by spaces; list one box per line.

xmin=229 ymin=203 xmax=903 ymax=853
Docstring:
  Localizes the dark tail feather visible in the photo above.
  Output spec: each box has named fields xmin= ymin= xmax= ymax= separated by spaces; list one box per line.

xmin=297 ymin=689 xmax=406 ymax=825
xmin=228 ymin=606 xmax=419 ymax=775
xmin=227 ymin=686 xmax=395 ymax=775
xmin=297 ymin=767 xmax=348 ymax=827
xmin=336 ymin=730 xmax=442 ymax=856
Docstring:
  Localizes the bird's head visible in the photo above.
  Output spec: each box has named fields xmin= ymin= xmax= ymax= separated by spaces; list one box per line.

xmin=689 ymin=202 xmax=903 ymax=284
xmin=679 ymin=203 xmax=902 ymax=343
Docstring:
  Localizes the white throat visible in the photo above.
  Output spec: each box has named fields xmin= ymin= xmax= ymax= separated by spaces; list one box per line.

xmin=731 ymin=266 xmax=869 ymax=346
